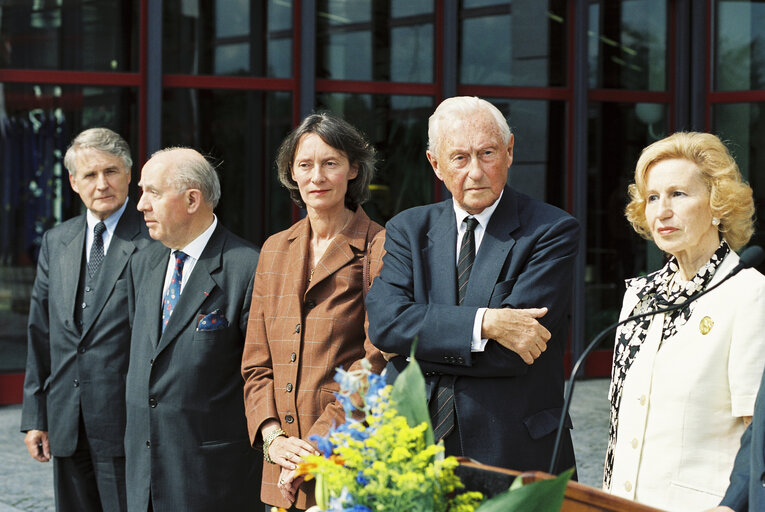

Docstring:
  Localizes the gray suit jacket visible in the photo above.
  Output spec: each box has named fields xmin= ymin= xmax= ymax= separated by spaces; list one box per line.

xmin=720 ymin=366 xmax=765 ymax=511
xmin=21 ymin=204 xmax=151 ymax=457
xmin=125 ymin=223 xmax=261 ymax=512
xmin=366 ymin=186 xmax=580 ymax=473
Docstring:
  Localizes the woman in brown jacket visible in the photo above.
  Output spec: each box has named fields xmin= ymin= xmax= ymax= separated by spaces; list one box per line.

xmin=242 ymin=113 xmax=386 ymax=510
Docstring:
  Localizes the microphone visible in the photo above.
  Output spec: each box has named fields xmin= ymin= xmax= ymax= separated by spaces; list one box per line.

xmin=548 ymin=245 xmax=765 ymax=474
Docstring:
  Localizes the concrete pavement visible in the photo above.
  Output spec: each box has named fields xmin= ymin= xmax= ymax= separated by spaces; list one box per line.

xmin=0 ymin=378 xmax=610 ymax=511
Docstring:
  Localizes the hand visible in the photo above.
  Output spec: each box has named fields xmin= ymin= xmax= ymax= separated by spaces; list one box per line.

xmin=481 ymin=307 xmax=550 ymax=364
xmin=704 ymin=507 xmax=734 ymax=512
xmin=381 ymin=351 xmax=398 ymax=361
xmin=24 ymin=430 xmax=51 ymax=462
xmin=277 ymin=468 xmax=305 ymax=504
xmin=268 ymin=435 xmax=319 ymax=470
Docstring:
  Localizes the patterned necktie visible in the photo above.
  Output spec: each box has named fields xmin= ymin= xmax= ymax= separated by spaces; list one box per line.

xmin=430 ymin=217 xmax=481 ymax=444
xmin=161 ymin=251 xmax=188 ymax=333
xmin=456 ymin=216 xmax=479 ymax=305
xmin=88 ymin=221 xmax=106 ymax=278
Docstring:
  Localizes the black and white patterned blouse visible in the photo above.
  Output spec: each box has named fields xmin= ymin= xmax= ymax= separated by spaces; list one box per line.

xmin=602 ymin=240 xmax=730 ymax=489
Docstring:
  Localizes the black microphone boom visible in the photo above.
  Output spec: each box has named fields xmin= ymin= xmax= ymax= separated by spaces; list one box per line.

xmin=548 ymin=245 xmax=764 ymax=475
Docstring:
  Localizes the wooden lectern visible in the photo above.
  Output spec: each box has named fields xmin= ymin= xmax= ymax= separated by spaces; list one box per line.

xmin=456 ymin=458 xmax=665 ymax=512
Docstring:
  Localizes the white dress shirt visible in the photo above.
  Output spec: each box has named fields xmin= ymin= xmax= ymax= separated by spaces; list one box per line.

xmin=162 ymin=215 xmax=218 ymax=297
xmin=85 ymin=200 xmax=128 ymax=262
xmin=451 ymin=190 xmax=503 ymax=352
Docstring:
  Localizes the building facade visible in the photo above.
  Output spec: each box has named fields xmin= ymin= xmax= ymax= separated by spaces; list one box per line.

xmin=1 ymin=0 xmax=764 ymax=389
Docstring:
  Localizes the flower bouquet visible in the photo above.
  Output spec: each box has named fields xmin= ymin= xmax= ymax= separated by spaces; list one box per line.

xmin=295 ymin=345 xmax=573 ymax=512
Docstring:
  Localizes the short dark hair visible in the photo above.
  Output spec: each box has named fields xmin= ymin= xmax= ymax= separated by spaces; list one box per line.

xmin=276 ymin=113 xmax=376 ymax=210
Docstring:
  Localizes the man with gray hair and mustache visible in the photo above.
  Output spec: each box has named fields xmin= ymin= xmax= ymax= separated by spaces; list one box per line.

xmin=125 ymin=147 xmax=261 ymax=511
xmin=21 ymin=127 xmax=150 ymax=511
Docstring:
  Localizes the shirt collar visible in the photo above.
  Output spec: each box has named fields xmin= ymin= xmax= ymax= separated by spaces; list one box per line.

xmin=176 ymin=215 xmax=218 ymax=261
xmin=86 ymin=199 xmax=128 ymax=235
xmin=452 ymin=189 xmax=503 ymax=230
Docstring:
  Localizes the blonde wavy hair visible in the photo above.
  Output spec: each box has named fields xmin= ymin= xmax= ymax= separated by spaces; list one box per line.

xmin=625 ymin=132 xmax=755 ymax=251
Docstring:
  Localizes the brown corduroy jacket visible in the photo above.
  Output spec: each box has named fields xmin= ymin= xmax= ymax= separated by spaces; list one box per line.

xmin=242 ymin=206 xmax=386 ymax=509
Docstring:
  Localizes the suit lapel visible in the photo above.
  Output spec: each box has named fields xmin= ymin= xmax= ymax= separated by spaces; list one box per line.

xmin=141 ymin=244 xmax=170 ymax=349
xmin=155 ymin=225 xmax=224 ymax=354
xmin=308 ymin=208 xmax=369 ymax=294
xmin=425 ymin=202 xmax=459 ymax=305
xmin=81 ymin=207 xmax=141 ymax=340
xmin=60 ymin=216 xmax=86 ymax=326
xmin=286 ymin=218 xmax=311 ymax=300
xmin=464 ymin=187 xmax=519 ymax=307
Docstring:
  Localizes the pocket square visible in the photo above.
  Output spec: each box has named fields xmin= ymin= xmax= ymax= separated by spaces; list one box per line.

xmin=196 ymin=309 xmax=229 ymax=331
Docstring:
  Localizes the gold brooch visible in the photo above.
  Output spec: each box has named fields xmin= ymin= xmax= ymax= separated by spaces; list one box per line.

xmin=699 ymin=316 xmax=714 ymax=335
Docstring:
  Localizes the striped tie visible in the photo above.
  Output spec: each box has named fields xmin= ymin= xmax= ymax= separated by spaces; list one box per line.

xmin=456 ymin=216 xmax=478 ymax=305
xmin=430 ymin=217 xmax=480 ymax=443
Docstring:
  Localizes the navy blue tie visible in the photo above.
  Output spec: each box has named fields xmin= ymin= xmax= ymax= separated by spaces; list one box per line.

xmin=162 ymin=251 xmax=188 ymax=333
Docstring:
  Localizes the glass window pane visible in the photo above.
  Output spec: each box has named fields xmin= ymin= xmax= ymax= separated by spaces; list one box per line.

xmin=487 ymin=98 xmax=567 ymax=209
xmin=317 ymin=1 xmax=434 ymax=83
xmin=163 ymin=0 xmax=293 ymax=78
xmin=162 ymin=89 xmax=293 ymax=242
xmin=459 ymin=0 xmax=567 ymax=87
xmin=588 ymin=0 xmax=667 ymax=91
xmin=0 ymin=0 xmax=138 ymax=71
xmin=713 ymin=103 xmax=765 ymax=272
xmin=586 ymin=102 xmax=668 ymax=343
xmin=315 ymin=93 xmax=435 ymax=223
xmin=0 ymin=84 xmax=137 ymax=373
xmin=714 ymin=1 xmax=765 ymax=91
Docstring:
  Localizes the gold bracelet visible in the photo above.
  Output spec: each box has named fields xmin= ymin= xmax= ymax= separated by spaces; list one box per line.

xmin=262 ymin=428 xmax=287 ymax=464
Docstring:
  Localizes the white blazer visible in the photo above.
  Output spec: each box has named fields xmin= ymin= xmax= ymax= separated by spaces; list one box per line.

xmin=607 ymin=251 xmax=765 ymax=512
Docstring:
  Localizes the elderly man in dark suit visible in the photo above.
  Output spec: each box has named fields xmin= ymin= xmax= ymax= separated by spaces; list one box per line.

xmin=710 ymin=367 xmax=765 ymax=512
xmin=125 ymin=147 xmax=261 ymax=511
xmin=21 ymin=128 xmax=150 ymax=511
xmin=366 ymin=96 xmax=580 ymax=474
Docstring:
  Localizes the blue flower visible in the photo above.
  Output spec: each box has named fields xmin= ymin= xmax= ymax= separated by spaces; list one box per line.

xmin=334 ymin=367 xmax=361 ymax=394
xmin=335 ymin=422 xmax=370 ymax=442
xmin=309 ymin=434 xmax=335 ymax=457
xmin=344 ymin=505 xmax=372 ymax=512
xmin=355 ymin=471 xmax=369 ymax=486
xmin=335 ymin=392 xmax=355 ymax=417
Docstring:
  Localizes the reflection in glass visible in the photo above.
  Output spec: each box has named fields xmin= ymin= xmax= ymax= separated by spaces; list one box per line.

xmin=459 ymin=0 xmax=567 ymax=87
xmin=317 ymin=1 xmax=434 ymax=83
xmin=0 ymin=0 xmax=138 ymax=71
xmin=316 ymin=93 xmax=434 ymax=224
xmin=485 ymin=98 xmax=567 ymax=209
xmin=0 ymin=84 xmax=137 ymax=372
xmin=163 ymin=0 xmax=293 ymax=77
xmin=588 ymin=0 xmax=667 ymax=91
xmin=713 ymin=103 xmax=765 ymax=272
xmin=587 ymin=102 xmax=668 ymax=342
xmin=714 ymin=1 xmax=765 ymax=91
xmin=162 ymin=89 xmax=293 ymax=242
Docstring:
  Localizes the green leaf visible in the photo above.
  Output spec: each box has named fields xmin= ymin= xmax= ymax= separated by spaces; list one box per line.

xmin=390 ymin=337 xmax=435 ymax=447
xmin=476 ymin=468 xmax=574 ymax=512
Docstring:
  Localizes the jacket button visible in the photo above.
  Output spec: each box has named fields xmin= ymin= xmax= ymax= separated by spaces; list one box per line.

xmin=295 ymin=323 xmax=301 ymax=333
xmin=78 ymin=347 xmax=86 ymax=354
xmin=290 ymin=352 xmax=296 ymax=362
xmin=81 ymin=302 xmax=87 ymax=309
xmin=149 ymin=359 xmax=154 ymax=366
xmin=631 ymin=438 xmax=638 ymax=449
xmin=285 ymin=415 xmax=294 ymax=424
xmin=624 ymin=481 xmax=632 ymax=492
xmin=146 ymin=440 xmax=151 ymax=447
xmin=85 ymin=286 xmax=92 ymax=292
xmin=305 ymin=299 xmax=316 ymax=309
xmin=760 ymin=472 xmax=765 ymax=487
xmin=149 ymin=397 xmax=158 ymax=408
xmin=73 ymin=379 xmax=79 ymax=387
xmin=286 ymin=383 xmax=293 ymax=392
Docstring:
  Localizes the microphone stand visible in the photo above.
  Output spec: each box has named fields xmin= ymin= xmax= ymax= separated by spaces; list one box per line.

xmin=547 ymin=248 xmax=763 ymax=475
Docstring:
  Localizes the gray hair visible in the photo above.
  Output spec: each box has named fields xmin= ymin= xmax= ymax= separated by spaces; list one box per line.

xmin=276 ymin=112 xmax=376 ymax=210
xmin=427 ymin=96 xmax=512 ymax=153
xmin=152 ymin=147 xmax=221 ymax=208
xmin=63 ymin=127 xmax=133 ymax=176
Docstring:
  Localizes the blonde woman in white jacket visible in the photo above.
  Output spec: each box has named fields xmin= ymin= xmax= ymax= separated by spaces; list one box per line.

xmin=603 ymin=132 xmax=765 ymax=512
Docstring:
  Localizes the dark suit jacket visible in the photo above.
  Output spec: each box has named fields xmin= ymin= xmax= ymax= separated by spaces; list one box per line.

xmin=21 ymin=204 xmax=150 ymax=457
xmin=720 ymin=367 xmax=765 ymax=511
xmin=366 ymin=186 xmax=580 ymax=473
xmin=125 ymin=223 xmax=261 ymax=512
